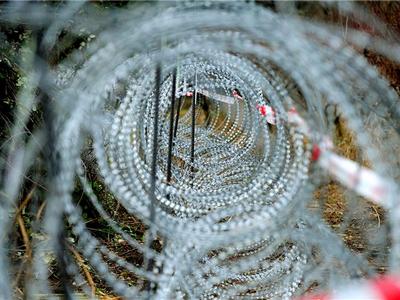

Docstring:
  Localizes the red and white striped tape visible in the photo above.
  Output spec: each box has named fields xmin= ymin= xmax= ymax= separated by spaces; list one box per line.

xmin=257 ymin=104 xmax=276 ymax=125
xmin=174 ymin=89 xmax=395 ymax=208
xmin=256 ymin=103 xmax=394 ymax=208
xmin=179 ymin=87 xmax=242 ymax=104
xmin=196 ymin=88 xmax=235 ymax=104
xmin=318 ymin=150 xmax=391 ymax=206
xmin=232 ymin=89 xmax=244 ymax=100
xmin=296 ymin=276 xmax=400 ymax=300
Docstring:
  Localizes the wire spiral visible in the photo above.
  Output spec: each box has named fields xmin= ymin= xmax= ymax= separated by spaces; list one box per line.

xmin=1 ymin=1 xmax=400 ymax=299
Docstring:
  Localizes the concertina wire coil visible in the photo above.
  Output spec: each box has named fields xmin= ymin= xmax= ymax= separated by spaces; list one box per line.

xmin=1 ymin=1 xmax=400 ymax=299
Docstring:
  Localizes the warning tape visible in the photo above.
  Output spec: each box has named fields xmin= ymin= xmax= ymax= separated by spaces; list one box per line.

xmin=296 ymin=275 xmax=400 ymax=300
xmin=256 ymin=103 xmax=394 ymax=209
xmin=177 ymin=87 xmax=241 ymax=104
xmin=172 ymin=87 xmax=395 ymax=208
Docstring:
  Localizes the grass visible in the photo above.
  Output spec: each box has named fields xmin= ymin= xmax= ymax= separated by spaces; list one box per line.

xmin=313 ymin=117 xmax=387 ymax=273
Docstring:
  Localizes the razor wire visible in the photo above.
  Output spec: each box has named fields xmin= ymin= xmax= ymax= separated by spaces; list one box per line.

xmin=1 ymin=1 xmax=400 ymax=299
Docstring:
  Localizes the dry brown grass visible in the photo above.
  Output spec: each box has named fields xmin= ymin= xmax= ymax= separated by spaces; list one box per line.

xmin=313 ymin=117 xmax=387 ymax=273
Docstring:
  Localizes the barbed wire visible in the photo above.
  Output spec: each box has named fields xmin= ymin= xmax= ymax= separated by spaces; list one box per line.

xmin=1 ymin=1 xmax=400 ymax=299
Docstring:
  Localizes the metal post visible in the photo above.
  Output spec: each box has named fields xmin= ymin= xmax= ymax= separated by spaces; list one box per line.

xmin=166 ymin=68 xmax=177 ymax=183
xmin=145 ymin=63 xmax=162 ymax=296
xmin=35 ymin=31 xmax=73 ymax=300
xmin=149 ymin=63 xmax=161 ymax=232
xmin=173 ymin=97 xmax=182 ymax=139
xmin=190 ymin=73 xmax=197 ymax=176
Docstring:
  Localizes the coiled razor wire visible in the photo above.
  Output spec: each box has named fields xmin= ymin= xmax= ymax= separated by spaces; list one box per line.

xmin=1 ymin=1 xmax=400 ymax=299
